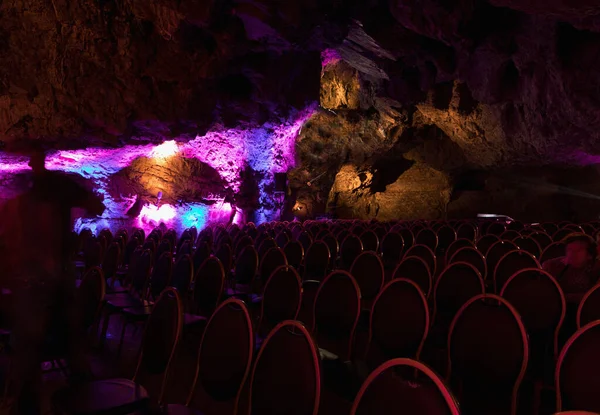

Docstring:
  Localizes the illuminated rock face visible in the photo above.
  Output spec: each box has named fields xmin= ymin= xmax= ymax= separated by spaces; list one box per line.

xmin=1 ymin=1 xmax=600 ymax=224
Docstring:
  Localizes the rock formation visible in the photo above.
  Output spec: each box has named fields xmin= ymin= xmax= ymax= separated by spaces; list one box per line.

xmin=2 ymin=0 xmax=600 ymax=224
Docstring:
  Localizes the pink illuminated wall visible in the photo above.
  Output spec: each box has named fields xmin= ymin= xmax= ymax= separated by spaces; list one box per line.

xmin=0 ymin=105 xmax=316 ymax=235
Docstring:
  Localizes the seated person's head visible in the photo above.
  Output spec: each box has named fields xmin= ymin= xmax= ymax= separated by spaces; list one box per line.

xmin=563 ymin=233 xmax=596 ymax=268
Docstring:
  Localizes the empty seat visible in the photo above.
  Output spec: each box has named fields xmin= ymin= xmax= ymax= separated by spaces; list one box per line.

xmin=476 ymin=234 xmax=500 ymax=256
xmin=314 ymin=271 xmax=361 ymax=361
xmin=415 ymin=228 xmax=438 ymax=252
xmin=381 ymin=232 xmax=404 ymax=270
xmin=392 ymin=256 xmax=432 ymax=298
xmin=500 ymin=230 xmax=521 ymax=241
xmin=487 ymin=222 xmax=506 ymax=236
xmin=449 ymin=247 xmax=488 ymax=280
xmin=360 ymin=230 xmax=380 ymax=252
xmin=191 ymin=257 xmax=225 ymax=318
xmin=297 ymin=280 xmax=320 ymax=330
xmin=297 ymin=231 xmax=314 ymax=253
xmin=257 ymin=266 xmax=302 ymax=338
xmin=456 ymin=222 xmax=477 ymax=241
xmin=350 ymin=251 xmax=384 ymax=308
xmin=530 ymin=231 xmax=553 ymax=250
xmin=366 ymin=279 xmax=429 ymax=368
xmin=351 ymin=358 xmax=460 ymax=415
xmin=320 ymin=233 xmax=339 ymax=261
xmin=493 ymin=250 xmax=541 ymax=293
xmin=304 ymin=241 xmax=330 ymax=282
xmin=259 ymin=247 xmax=288 ymax=285
xmin=445 ymin=238 xmax=473 ymax=264
xmin=283 ymin=240 xmax=304 ymax=270
xmin=340 ymin=234 xmax=364 ymax=270
xmin=486 ymin=240 xmax=519 ymax=281
xmin=557 ymin=321 xmax=600 ymax=413
xmin=248 ymin=321 xmax=320 ymax=415
xmin=577 ymin=284 xmax=600 ymax=329
xmin=405 ymin=244 xmax=437 ymax=277
xmin=513 ymin=236 xmax=542 ymax=259
xmin=448 ymin=294 xmax=528 ymax=415
xmin=398 ymin=228 xmax=415 ymax=250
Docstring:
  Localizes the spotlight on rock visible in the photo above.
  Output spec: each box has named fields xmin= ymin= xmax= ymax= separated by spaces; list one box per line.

xmin=150 ymin=140 xmax=178 ymax=159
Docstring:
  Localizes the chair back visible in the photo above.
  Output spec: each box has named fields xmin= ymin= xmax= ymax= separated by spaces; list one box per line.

xmin=304 ymin=241 xmax=330 ymax=282
xmin=360 ymin=230 xmax=380 ymax=252
xmin=405 ymin=244 xmax=437 ymax=277
xmin=476 ymin=234 xmax=500 ymax=255
xmin=433 ymin=262 xmax=484 ymax=330
xmin=131 ymin=249 xmax=153 ymax=299
xmin=456 ymin=222 xmax=477 ymax=241
xmin=513 ymin=236 xmax=542 ymax=259
xmin=177 ymin=240 xmax=193 ymax=261
xmin=258 ymin=266 xmax=302 ymax=337
xmin=494 ymin=250 xmax=540 ymax=293
xmin=350 ymin=251 xmax=384 ymax=304
xmin=193 ymin=257 xmax=225 ymax=317
xmin=123 ymin=236 xmax=140 ymax=267
xmin=448 ymin=294 xmax=528 ymax=415
xmin=398 ymin=228 xmax=415 ymax=249
xmin=156 ymin=239 xmax=172 ymax=262
xmin=258 ymin=238 xmax=278 ymax=259
xmin=314 ymin=271 xmax=361 ymax=360
xmin=577 ymin=283 xmax=600 ymax=329
xmin=557 ymin=321 xmax=600 ymax=412
xmin=134 ymin=287 xmax=183 ymax=402
xmin=77 ymin=266 xmax=106 ymax=330
xmin=275 ymin=231 xmax=290 ymax=249
xmin=437 ymin=225 xmax=457 ymax=252
xmin=297 ymin=280 xmax=320 ymax=330
xmin=102 ymin=242 xmax=121 ymax=281
xmin=260 ymin=247 xmax=288 ymax=283
xmin=392 ymin=256 xmax=432 ymax=298
xmin=445 ymin=239 xmax=473 ymax=264
xmin=381 ymin=232 xmax=404 ymax=269
xmin=192 ymin=241 xmax=211 ymax=277
xmin=486 ymin=240 xmax=519 ymax=277
xmin=415 ymin=228 xmax=438 ymax=252
xmin=487 ymin=222 xmax=506 ymax=236
xmin=234 ymin=235 xmax=253 ymax=257
xmin=530 ymin=231 xmax=553 ymax=250
xmin=367 ymin=279 xmax=428 ymax=368
xmin=554 ymin=228 xmax=573 ymax=242
xmin=320 ymin=233 xmax=339 ymax=260
xmin=215 ymin=243 xmax=232 ymax=273
xmin=234 ymin=245 xmax=258 ymax=285
xmin=340 ymin=234 xmax=364 ymax=269
xmin=171 ymin=254 xmax=194 ymax=293
xmin=501 ymin=268 xmax=565 ymax=360
xmin=541 ymin=242 xmax=566 ymax=264
xmin=500 ymin=230 xmax=521 ymax=241
xmin=283 ymin=240 xmax=304 ymax=270
xmin=150 ymin=252 xmax=173 ymax=299
xmin=450 ymin=247 xmax=487 ymax=279
xmin=351 ymin=358 xmax=460 ymax=415
xmin=249 ymin=321 xmax=320 ymax=415
xmin=297 ymin=231 xmax=314 ymax=252
xmin=84 ymin=238 xmax=103 ymax=270
xmin=189 ymin=298 xmax=253 ymax=411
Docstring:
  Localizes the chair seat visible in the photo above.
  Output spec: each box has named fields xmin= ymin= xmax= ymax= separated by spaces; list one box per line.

xmin=122 ymin=305 xmax=154 ymax=318
xmin=53 ymin=378 xmax=149 ymax=415
xmin=105 ymin=294 xmax=145 ymax=309
xmin=163 ymin=404 xmax=204 ymax=415
xmin=184 ymin=313 xmax=208 ymax=326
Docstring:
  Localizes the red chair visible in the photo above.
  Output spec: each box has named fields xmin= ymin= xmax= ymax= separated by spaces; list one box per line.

xmin=165 ymin=298 xmax=253 ymax=415
xmin=283 ymin=240 xmax=304 ymax=270
xmin=487 ymin=222 xmax=506 ymax=236
xmin=436 ymin=225 xmax=457 ymax=254
xmin=398 ymin=228 xmax=415 ymax=250
xmin=320 ymin=233 xmax=339 ymax=262
xmin=448 ymin=294 xmax=528 ymax=415
xmin=556 ymin=321 xmax=600 ymax=413
xmin=232 ymin=245 xmax=258 ymax=290
xmin=259 ymin=247 xmax=288 ymax=285
xmin=297 ymin=280 xmax=320 ymax=330
xmin=456 ymin=222 xmax=477 ymax=241
xmin=365 ymin=279 xmax=429 ymax=369
xmin=514 ymin=236 xmax=542 ymax=259
xmin=304 ymin=241 xmax=330 ymax=282
xmin=380 ymin=232 xmax=404 ymax=271
xmin=432 ymin=262 xmax=484 ymax=336
xmin=486 ymin=240 xmax=519 ymax=280
xmin=392 ymin=256 xmax=432 ymax=298
xmin=501 ymin=230 xmax=521 ymax=241
xmin=553 ymin=228 xmax=574 ymax=242
xmin=450 ymin=247 xmax=487 ymax=280
xmin=53 ymin=288 xmax=183 ymax=414
xmin=475 ymin=234 xmax=500 ymax=256
xmin=257 ymin=238 xmax=278 ymax=259
xmin=297 ymin=231 xmax=314 ymax=253
xmin=215 ymin=243 xmax=233 ymax=275
xmin=405 ymin=244 xmax=437 ymax=277
xmin=256 ymin=266 xmax=302 ymax=338
xmin=170 ymin=254 xmax=194 ymax=294
xmin=530 ymin=231 xmax=553 ymax=250
xmin=340 ymin=234 xmax=364 ymax=270
xmin=248 ymin=321 xmax=321 ymax=415
xmin=577 ymin=283 xmax=600 ymax=329
xmin=415 ymin=228 xmax=438 ymax=252
xmin=493 ymin=249 xmax=540 ymax=293
xmin=313 ymin=271 xmax=361 ymax=361
xmin=187 ymin=257 xmax=225 ymax=325
xmin=444 ymin=238 xmax=473 ymax=264
xmin=351 ymin=358 xmax=460 ymax=415
xmin=350 ymin=251 xmax=384 ymax=309
xmin=360 ymin=230 xmax=380 ymax=252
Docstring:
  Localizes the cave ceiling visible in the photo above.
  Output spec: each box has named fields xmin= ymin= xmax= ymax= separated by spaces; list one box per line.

xmin=0 ymin=0 xmax=599 ymax=171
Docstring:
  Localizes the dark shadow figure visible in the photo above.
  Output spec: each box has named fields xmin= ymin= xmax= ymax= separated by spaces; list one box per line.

xmin=236 ymin=163 xmax=261 ymax=224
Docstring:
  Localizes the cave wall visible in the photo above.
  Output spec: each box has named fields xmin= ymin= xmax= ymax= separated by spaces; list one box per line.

xmin=1 ymin=0 xmax=600 ymax=227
